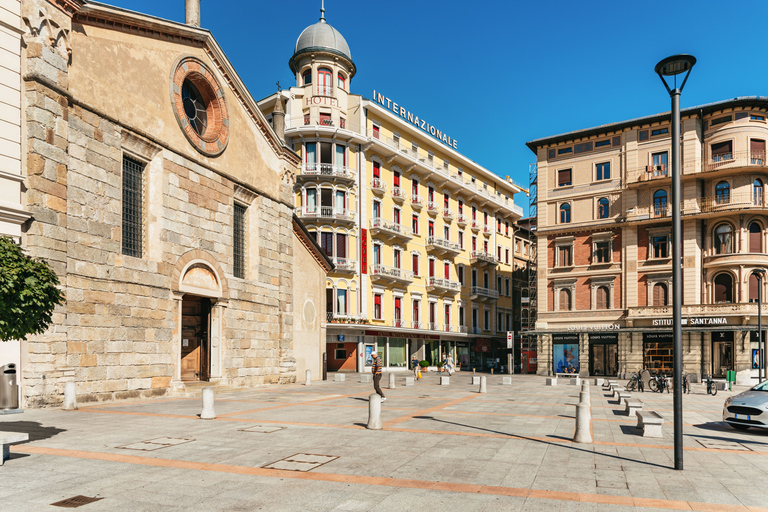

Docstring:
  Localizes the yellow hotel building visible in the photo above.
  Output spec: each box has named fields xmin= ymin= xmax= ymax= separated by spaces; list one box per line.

xmin=258 ymin=6 xmax=523 ymax=372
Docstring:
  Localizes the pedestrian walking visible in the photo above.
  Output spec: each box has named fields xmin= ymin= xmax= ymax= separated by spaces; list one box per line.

xmin=445 ymin=354 xmax=454 ymax=376
xmin=440 ymin=352 xmax=447 ymax=374
xmin=371 ymin=352 xmax=386 ymax=401
xmin=411 ymin=355 xmax=420 ymax=379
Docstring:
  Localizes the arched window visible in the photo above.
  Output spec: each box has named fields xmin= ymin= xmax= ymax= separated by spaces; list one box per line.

xmin=653 ymin=283 xmax=668 ymax=306
xmin=653 ymin=190 xmax=667 ymax=217
xmin=337 ymin=72 xmax=346 ymax=90
xmin=560 ymin=203 xmax=571 ymax=223
xmin=596 ymin=286 xmax=609 ymax=309
xmin=302 ymin=69 xmax=312 ymax=85
xmin=714 ymin=224 xmax=733 ymax=255
xmin=317 ymin=67 xmax=332 ymax=95
xmin=750 ymin=222 xmax=762 ymax=253
xmin=749 ymin=273 xmax=760 ymax=303
xmin=598 ymin=198 xmax=609 ymax=219
xmin=714 ymin=273 xmax=733 ymax=303
xmin=715 ymin=181 xmax=730 ymax=204
xmin=559 ymin=288 xmax=571 ymax=311
xmin=755 ymin=179 xmax=764 ymax=206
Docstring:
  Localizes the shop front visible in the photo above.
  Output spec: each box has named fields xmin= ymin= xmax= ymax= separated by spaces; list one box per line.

xmin=589 ymin=332 xmax=618 ymax=376
xmin=552 ymin=333 xmax=580 ymax=374
xmin=642 ymin=331 xmax=673 ymax=373
xmin=711 ymin=331 xmax=734 ymax=378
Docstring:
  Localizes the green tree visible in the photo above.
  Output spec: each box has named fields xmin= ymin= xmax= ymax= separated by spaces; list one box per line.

xmin=0 ymin=236 xmax=64 ymax=341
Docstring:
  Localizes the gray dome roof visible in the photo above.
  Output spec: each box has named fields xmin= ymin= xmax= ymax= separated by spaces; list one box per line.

xmin=294 ymin=19 xmax=352 ymax=63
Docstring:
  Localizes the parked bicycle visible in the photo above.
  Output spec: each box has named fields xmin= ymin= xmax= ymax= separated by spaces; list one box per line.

xmin=704 ymin=374 xmax=718 ymax=396
xmin=626 ymin=371 xmax=642 ymax=392
xmin=648 ymin=372 xmax=670 ymax=393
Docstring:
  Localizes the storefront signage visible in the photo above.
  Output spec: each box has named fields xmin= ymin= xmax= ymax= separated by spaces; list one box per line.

xmin=365 ymin=330 xmax=439 ymax=340
xmin=361 ymin=229 xmax=368 ymax=274
xmin=589 ymin=332 xmax=618 ymax=343
xmin=305 ymin=96 xmax=339 ymax=107
xmin=552 ymin=333 xmax=579 ymax=343
xmin=476 ymin=339 xmax=491 ymax=353
xmin=372 ymin=89 xmax=458 ymax=149
xmin=338 ymin=335 xmax=345 ymax=342
xmin=652 ymin=317 xmax=729 ymax=326
xmin=567 ymin=324 xmax=620 ymax=331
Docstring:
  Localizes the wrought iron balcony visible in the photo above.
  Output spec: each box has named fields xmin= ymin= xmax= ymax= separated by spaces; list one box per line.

xmin=470 ymin=286 xmax=499 ymax=301
xmin=369 ymin=264 xmax=414 ymax=284
xmin=326 ymin=312 xmax=366 ymax=323
xmin=458 ymin=325 xmax=469 ymax=333
xmin=332 ymin=257 xmax=356 ymax=272
xmin=392 ymin=187 xmax=407 ymax=202
xmin=426 ymin=236 xmax=461 ymax=256
xmin=470 ymin=251 xmax=498 ymax=266
xmin=299 ymin=163 xmax=355 ymax=181
xmin=443 ymin=324 xmax=454 ymax=332
xmin=393 ymin=318 xmax=406 ymax=328
xmin=371 ymin=178 xmax=387 ymax=194
xmin=412 ymin=321 xmax=423 ymax=329
xmin=428 ymin=322 xmax=441 ymax=331
xmin=427 ymin=276 xmax=460 ymax=294
xmin=294 ymin=206 xmax=355 ymax=223
xmin=369 ymin=217 xmax=413 ymax=241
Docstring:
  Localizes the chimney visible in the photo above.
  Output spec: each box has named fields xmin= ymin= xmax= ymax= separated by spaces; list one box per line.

xmin=272 ymin=96 xmax=285 ymax=143
xmin=185 ymin=0 xmax=200 ymax=27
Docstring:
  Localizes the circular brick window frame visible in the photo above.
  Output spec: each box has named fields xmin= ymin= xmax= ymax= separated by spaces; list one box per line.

xmin=170 ymin=56 xmax=230 ymax=156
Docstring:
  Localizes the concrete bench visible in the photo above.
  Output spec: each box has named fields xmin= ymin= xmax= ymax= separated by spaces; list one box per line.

xmin=612 ymin=387 xmax=625 ymax=399
xmin=360 ymin=374 xmax=372 ymax=383
xmin=1 ymin=432 xmax=29 ymax=466
xmin=636 ymin=410 xmax=664 ymax=438
xmin=440 ymin=376 xmax=450 ymax=385
xmin=556 ymin=373 xmax=579 ymax=379
xmin=546 ymin=377 xmax=557 ymax=386
xmin=624 ymin=398 xmax=642 ymax=417
xmin=594 ymin=378 xmax=604 ymax=386
xmin=502 ymin=377 xmax=512 ymax=385
xmin=617 ymin=391 xmax=631 ymax=404
xmin=334 ymin=374 xmax=346 ymax=382
xmin=404 ymin=376 xmax=414 ymax=386
xmin=569 ymin=376 xmax=581 ymax=386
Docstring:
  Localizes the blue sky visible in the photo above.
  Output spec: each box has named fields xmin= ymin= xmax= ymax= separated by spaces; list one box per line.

xmin=105 ymin=0 xmax=768 ymax=216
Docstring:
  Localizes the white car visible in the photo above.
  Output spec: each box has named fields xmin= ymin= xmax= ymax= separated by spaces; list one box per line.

xmin=723 ymin=381 xmax=768 ymax=430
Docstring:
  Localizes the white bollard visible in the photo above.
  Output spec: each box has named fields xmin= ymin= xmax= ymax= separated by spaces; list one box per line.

xmin=367 ymin=393 xmax=382 ymax=430
xmin=404 ymin=376 xmax=414 ymax=386
xmin=581 ymin=382 xmax=590 ymax=393
xmin=573 ymin=402 xmax=592 ymax=444
xmin=360 ymin=374 xmax=372 ymax=383
xmin=440 ymin=376 xmax=450 ymax=385
xmin=63 ymin=382 xmax=77 ymax=411
xmin=479 ymin=376 xmax=487 ymax=393
xmin=502 ymin=377 xmax=512 ymax=386
xmin=579 ymin=390 xmax=591 ymax=406
xmin=471 ymin=376 xmax=480 ymax=385
xmin=389 ymin=372 xmax=396 ymax=389
xmin=305 ymin=369 xmax=311 ymax=386
xmin=200 ymin=387 xmax=216 ymax=420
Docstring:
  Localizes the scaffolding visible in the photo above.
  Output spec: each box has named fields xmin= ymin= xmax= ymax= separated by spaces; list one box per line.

xmin=522 ymin=163 xmax=537 ymax=351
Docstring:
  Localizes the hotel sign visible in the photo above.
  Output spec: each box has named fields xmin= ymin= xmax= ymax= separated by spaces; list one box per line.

xmin=372 ymin=89 xmax=458 ymax=150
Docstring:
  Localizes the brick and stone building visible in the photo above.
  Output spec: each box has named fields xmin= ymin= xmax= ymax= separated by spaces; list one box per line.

xmin=528 ymin=97 xmax=768 ymax=383
xmin=9 ymin=0 xmax=330 ymax=407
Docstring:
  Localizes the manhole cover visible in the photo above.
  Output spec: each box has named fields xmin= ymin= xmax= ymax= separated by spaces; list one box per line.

xmin=696 ymin=439 xmax=751 ymax=451
xmin=118 ymin=437 xmax=194 ymax=451
xmin=51 ymin=495 xmax=103 ymax=508
xmin=262 ymin=453 xmax=338 ymax=472
xmin=239 ymin=425 xmax=286 ymax=434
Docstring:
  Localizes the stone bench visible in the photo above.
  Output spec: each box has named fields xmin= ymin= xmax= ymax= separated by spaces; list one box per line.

xmin=1 ymin=432 xmax=29 ymax=466
xmin=556 ymin=373 xmax=579 ymax=379
xmin=612 ymin=387 xmax=625 ymax=399
xmin=334 ymin=374 xmax=346 ymax=382
xmin=546 ymin=377 xmax=557 ymax=386
xmin=594 ymin=378 xmax=604 ymax=386
xmin=617 ymin=391 xmax=631 ymax=404
xmin=502 ymin=377 xmax=512 ymax=385
xmin=624 ymin=398 xmax=642 ymax=416
xmin=636 ymin=410 xmax=664 ymax=438
xmin=360 ymin=374 xmax=372 ymax=383
xmin=404 ymin=376 xmax=414 ymax=386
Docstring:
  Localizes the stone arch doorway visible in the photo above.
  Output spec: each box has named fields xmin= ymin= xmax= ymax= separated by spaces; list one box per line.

xmin=172 ymin=251 xmax=229 ymax=384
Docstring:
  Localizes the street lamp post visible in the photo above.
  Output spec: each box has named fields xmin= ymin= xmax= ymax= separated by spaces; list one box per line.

xmin=655 ymin=54 xmax=696 ymax=472
xmin=755 ymin=269 xmax=766 ymax=382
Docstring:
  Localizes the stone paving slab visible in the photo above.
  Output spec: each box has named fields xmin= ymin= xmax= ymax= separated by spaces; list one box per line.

xmin=2 ymin=373 xmax=768 ymax=511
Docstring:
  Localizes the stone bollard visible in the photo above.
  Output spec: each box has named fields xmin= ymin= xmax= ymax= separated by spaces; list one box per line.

xmin=305 ymin=369 xmax=311 ymax=386
xmin=579 ymin=390 xmax=591 ymax=406
xmin=360 ymin=374 xmax=372 ymax=383
xmin=440 ymin=376 xmax=450 ymax=385
xmin=479 ymin=376 xmax=487 ymax=393
xmin=471 ymin=376 xmax=480 ymax=385
xmin=367 ymin=393 xmax=382 ymax=430
xmin=388 ymin=372 xmax=396 ymax=389
xmin=473 ymin=368 xmax=476 ymax=375
xmin=581 ymin=382 xmax=590 ymax=393
xmin=200 ymin=387 xmax=216 ymax=420
xmin=502 ymin=377 xmax=512 ymax=386
xmin=404 ymin=376 xmax=414 ymax=386
xmin=334 ymin=373 xmax=346 ymax=382
xmin=573 ymin=402 xmax=592 ymax=443
xmin=63 ymin=382 xmax=77 ymax=411
xmin=490 ymin=368 xmax=494 ymax=375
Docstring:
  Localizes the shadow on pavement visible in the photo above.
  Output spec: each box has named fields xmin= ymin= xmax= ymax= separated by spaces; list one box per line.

xmin=0 ymin=421 xmax=66 ymax=443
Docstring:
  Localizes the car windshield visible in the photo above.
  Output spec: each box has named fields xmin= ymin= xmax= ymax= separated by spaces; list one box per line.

xmin=752 ymin=381 xmax=768 ymax=392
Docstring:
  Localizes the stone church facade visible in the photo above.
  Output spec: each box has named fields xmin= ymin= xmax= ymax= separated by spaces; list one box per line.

xmin=15 ymin=0 xmax=329 ymax=407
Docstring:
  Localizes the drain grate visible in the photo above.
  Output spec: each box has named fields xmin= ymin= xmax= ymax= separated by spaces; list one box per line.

xmin=118 ymin=437 xmax=194 ymax=451
xmin=239 ymin=425 xmax=286 ymax=434
xmin=51 ymin=495 xmax=103 ymax=508
xmin=696 ymin=439 xmax=752 ymax=451
xmin=262 ymin=453 xmax=338 ymax=472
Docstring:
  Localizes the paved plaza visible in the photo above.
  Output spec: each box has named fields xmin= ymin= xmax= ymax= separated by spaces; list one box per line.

xmin=1 ymin=373 xmax=768 ymax=511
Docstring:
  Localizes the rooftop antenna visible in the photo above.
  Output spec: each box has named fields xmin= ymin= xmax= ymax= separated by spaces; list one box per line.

xmin=320 ymin=0 xmax=326 ymax=22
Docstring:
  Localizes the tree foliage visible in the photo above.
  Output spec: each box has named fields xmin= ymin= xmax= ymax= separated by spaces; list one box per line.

xmin=0 ymin=236 xmax=64 ymax=341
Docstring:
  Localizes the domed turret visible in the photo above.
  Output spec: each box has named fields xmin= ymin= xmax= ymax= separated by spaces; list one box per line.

xmin=289 ymin=3 xmax=356 ymax=78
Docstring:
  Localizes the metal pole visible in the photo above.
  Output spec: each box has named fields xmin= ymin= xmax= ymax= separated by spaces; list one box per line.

xmin=671 ymin=89 xmax=683 ymax=471
xmin=759 ymin=276 xmax=763 ymax=383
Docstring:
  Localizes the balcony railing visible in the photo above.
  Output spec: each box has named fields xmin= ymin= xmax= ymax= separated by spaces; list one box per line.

xmin=426 ymin=201 xmax=439 ymax=214
xmin=392 ymin=187 xmax=407 ymax=201
xmin=393 ymin=318 xmax=406 ymax=328
xmin=317 ymin=86 xmax=333 ymax=96
xmin=301 ymin=163 xmax=355 ymax=180
xmin=326 ymin=312 xmax=366 ymax=323
xmin=295 ymin=206 xmax=355 ymax=222
xmin=457 ymin=214 xmax=468 ymax=226
xmin=470 ymin=251 xmax=498 ymax=266
xmin=411 ymin=195 xmax=423 ymax=209
xmin=428 ymin=322 xmax=441 ymax=331
xmin=629 ymin=150 xmax=768 ymax=183
xmin=627 ymin=191 xmax=768 ymax=220
xmin=369 ymin=264 xmax=414 ymax=283
xmin=427 ymin=276 xmax=461 ymax=293
xmin=369 ymin=217 xmax=413 ymax=240
xmin=443 ymin=208 xmax=455 ymax=221
xmin=371 ymin=178 xmax=387 ymax=193
xmin=483 ymin=225 xmax=493 ymax=235
xmin=471 ymin=220 xmax=481 ymax=232
xmin=412 ymin=321 xmax=423 ymax=329
xmin=426 ymin=236 xmax=461 ymax=255
xmin=444 ymin=324 xmax=454 ymax=332
xmin=470 ymin=286 xmax=499 ymax=299
xmin=705 ymin=150 xmax=766 ymax=173
xmin=458 ymin=325 xmax=468 ymax=333
xmin=470 ymin=326 xmax=482 ymax=334
xmin=332 ymin=257 xmax=356 ymax=272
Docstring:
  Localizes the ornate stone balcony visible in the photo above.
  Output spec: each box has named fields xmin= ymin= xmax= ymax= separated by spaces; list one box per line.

xmin=457 ymin=214 xmax=468 ymax=227
xmin=470 ymin=250 xmax=498 ymax=267
xmin=299 ymin=163 xmax=355 ymax=182
xmin=426 ymin=201 xmax=439 ymax=215
xmin=369 ymin=217 xmax=413 ymax=242
xmin=391 ymin=187 xmax=407 ymax=203
xmin=442 ymin=208 xmax=454 ymax=221
xmin=295 ymin=206 xmax=355 ymax=224
xmin=626 ymin=303 xmax=758 ymax=322
xmin=331 ymin=257 xmax=356 ymax=273
xmin=471 ymin=220 xmax=481 ymax=232
xmin=369 ymin=264 xmax=414 ymax=284
xmin=470 ymin=286 xmax=499 ymax=301
xmin=371 ymin=178 xmax=387 ymax=194
xmin=410 ymin=195 xmax=423 ymax=209
xmin=426 ymin=236 xmax=461 ymax=257
xmin=427 ymin=276 xmax=460 ymax=294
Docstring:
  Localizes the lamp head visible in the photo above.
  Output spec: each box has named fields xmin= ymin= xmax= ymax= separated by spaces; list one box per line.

xmin=655 ymin=54 xmax=696 ymax=95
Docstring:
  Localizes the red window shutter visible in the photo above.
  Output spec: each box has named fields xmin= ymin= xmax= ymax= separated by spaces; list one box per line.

xmin=412 ymin=254 xmax=418 ymax=274
xmin=751 ymin=139 xmax=765 ymax=159
xmin=429 ymin=259 xmax=435 ymax=277
xmin=373 ymin=162 xmax=380 ymax=178
xmin=375 ymin=295 xmax=381 ymax=306
xmin=395 ymin=297 xmax=401 ymax=308
xmin=444 ymin=263 xmax=449 ymax=279
xmin=750 ymin=222 xmax=762 ymax=253
xmin=394 ymin=172 xmax=400 ymax=187
xmin=750 ymin=274 xmax=759 ymax=302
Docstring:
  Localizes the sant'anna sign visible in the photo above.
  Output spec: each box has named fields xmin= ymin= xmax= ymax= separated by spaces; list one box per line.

xmin=371 ymin=90 xmax=458 ymax=150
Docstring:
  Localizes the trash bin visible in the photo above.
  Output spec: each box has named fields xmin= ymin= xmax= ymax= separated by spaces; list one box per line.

xmin=0 ymin=363 xmax=19 ymax=410
xmin=726 ymin=370 xmax=736 ymax=391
